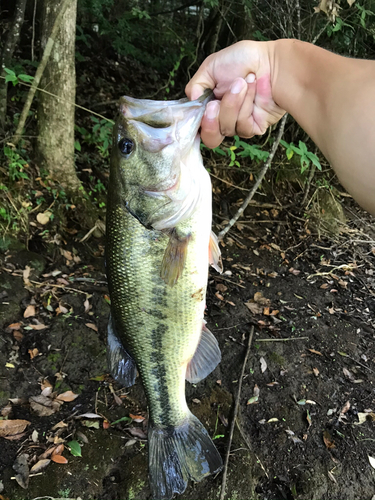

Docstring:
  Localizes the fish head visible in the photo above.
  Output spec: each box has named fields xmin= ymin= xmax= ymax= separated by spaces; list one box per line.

xmin=112 ymin=91 xmax=213 ymax=229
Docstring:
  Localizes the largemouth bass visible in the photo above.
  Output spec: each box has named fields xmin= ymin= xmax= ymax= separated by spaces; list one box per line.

xmin=106 ymin=91 xmax=223 ymax=499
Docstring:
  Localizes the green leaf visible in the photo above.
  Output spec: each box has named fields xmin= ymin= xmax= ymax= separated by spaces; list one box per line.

xmin=212 ymin=147 xmax=226 ymax=156
xmin=298 ymin=141 xmax=308 ymax=155
xmin=18 ymin=74 xmax=34 ymax=83
xmin=286 ymin=148 xmax=294 ymax=160
xmin=74 ymin=141 xmax=81 ymax=151
xmin=68 ymin=440 xmax=82 ymax=457
xmin=111 ymin=416 xmax=132 ymax=426
xmin=306 ymin=151 xmax=322 ymax=170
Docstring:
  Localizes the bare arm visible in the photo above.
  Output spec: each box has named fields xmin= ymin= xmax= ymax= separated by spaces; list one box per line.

xmin=186 ymin=39 xmax=375 ymax=215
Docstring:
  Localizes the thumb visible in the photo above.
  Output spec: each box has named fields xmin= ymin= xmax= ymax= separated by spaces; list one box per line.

xmin=185 ymin=66 xmax=216 ymax=101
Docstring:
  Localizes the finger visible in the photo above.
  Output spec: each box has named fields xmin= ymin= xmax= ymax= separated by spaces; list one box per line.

xmin=200 ymin=100 xmax=224 ymax=149
xmin=185 ymin=61 xmax=216 ymax=101
xmin=236 ymin=73 xmax=257 ymax=138
xmin=218 ymin=77 xmax=248 ymax=137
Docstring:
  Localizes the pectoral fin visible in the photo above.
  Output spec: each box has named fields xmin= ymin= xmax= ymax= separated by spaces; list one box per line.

xmin=160 ymin=230 xmax=191 ymax=287
xmin=107 ymin=315 xmax=137 ymax=387
xmin=209 ymin=231 xmax=223 ymax=273
xmin=186 ymin=323 xmax=221 ymax=384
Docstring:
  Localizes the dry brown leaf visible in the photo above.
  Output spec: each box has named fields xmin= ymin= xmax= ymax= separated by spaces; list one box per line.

xmin=289 ymin=267 xmax=301 ymax=275
xmin=36 ymin=211 xmax=51 ymax=225
xmin=8 ymin=322 xmax=21 ymax=330
xmin=323 ymin=430 xmax=336 ymax=449
xmin=343 ymin=368 xmax=355 ymax=381
xmin=0 ymin=419 xmax=30 ymax=438
xmin=29 ymin=394 xmax=62 ymax=416
xmin=103 ymin=420 xmax=110 ymax=429
xmin=23 ymin=266 xmax=31 ymax=287
xmin=51 ymin=421 xmax=68 ymax=431
xmin=84 ymin=298 xmax=90 ymax=313
xmin=128 ymin=427 xmax=147 ymax=439
xmin=52 ymin=444 xmax=65 ymax=456
xmin=13 ymin=453 xmax=29 ymax=489
xmin=13 ymin=330 xmax=24 ymax=342
xmin=308 ymin=349 xmax=323 ymax=356
xmin=313 ymin=367 xmax=320 ymax=377
xmin=260 ymin=357 xmax=267 ymax=373
xmin=60 ymin=249 xmax=73 ymax=261
xmin=215 ymin=284 xmax=227 ymax=293
xmin=24 ymin=304 xmax=35 ymax=318
xmin=263 ymin=307 xmax=270 ymax=316
xmin=254 ymin=292 xmax=271 ymax=306
xmin=56 ymin=390 xmax=79 ymax=402
xmin=51 ymin=454 xmax=68 ymax=464
xmin=215 ymin=292 xmax=224 ymax=301
xmin=41 ymin=379 xmax=53 ymax=391
xmin=130 ymin=414 xmax=145 ymax=423
xmin=28 ymin=348 xmax=39 ymax=359
xmin=27 ymin=323 xmax=48 ymax=330
xmin=320 ymin=283 xmax=329 ymax=289
xmin=30 ymin=459 xmax=50 ymax=473
xmin=85 ymin=323 xmax=98 ymax=332
xmin=245 ymin=301 xmax=263 ymax=315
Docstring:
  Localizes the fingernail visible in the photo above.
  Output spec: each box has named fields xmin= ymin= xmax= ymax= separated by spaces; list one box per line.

xmin=230 ymin=78 xmax=245 ymax=94
xmin=246 ymin=73 xmax=256 ymax=84
xmin=205 ymin=100 xmax=220 ymax=120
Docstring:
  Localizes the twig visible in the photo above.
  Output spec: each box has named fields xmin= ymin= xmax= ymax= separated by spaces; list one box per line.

xmin=31 ymin=0 xmax=37 ymax=61
xmin=218 ymin=114 xmax=288 ymax=241
xmin=235 ymin=419 xmax=269 ymax=478
xmin=212 ymin=275 xmax=246 ymax=289
xmin=220 ymin=326 xmax=254 ymax=500
xmin=210 ymin=172 xmax=250 ymax=191
xmin=256 ymin=336 xmax=309 ymax=342
xmin=13 ymin=0 xmax=74 ymax=145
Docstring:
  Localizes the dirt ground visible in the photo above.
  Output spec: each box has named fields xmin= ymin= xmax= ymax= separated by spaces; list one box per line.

xmin=1 ymin=195 xmax=375 ymax=500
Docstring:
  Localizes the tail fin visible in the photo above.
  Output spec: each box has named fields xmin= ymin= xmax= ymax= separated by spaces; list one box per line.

xmin=148 ymin=412 xmax=223 ymax=499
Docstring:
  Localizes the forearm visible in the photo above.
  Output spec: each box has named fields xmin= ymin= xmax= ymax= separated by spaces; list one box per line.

xmin=270 ymin=39 xmax=375 ymax=215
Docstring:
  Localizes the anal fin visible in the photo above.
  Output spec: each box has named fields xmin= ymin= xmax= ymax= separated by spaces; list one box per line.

xmin=160 ymin=230 xmax=191 ymax=287
xmin=186 ymin=323 xmax=221 ymax=384
xmin=107 ymin=315 xmax=137 ymax=387
xmin=209 ymin=231 xmax=223 ymax=273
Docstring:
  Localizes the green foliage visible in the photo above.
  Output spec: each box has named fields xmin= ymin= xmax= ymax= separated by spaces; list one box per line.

xmin=76 ymin=117 xmax=113 ymax=158
xmin=4 ymin=68 xmax=34 ymax=86
xmin=3 ymin=146 xmax=29 ymax=182
xmin=280 ymin=140 xmax=322 ymax=174
xmin=211 ymin=136 xmax=269 ymax=167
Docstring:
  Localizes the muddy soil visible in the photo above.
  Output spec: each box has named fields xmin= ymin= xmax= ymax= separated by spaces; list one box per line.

xmin=1 ymin=203 xmax=375 ymax=500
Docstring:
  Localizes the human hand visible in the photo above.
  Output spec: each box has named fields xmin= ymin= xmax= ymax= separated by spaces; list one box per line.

xmin=185 ymin=40 xmax=286 ymax=148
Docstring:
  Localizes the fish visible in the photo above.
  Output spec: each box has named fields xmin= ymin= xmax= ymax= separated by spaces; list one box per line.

xmin=105 ymin=90 xmax=223 ymax=499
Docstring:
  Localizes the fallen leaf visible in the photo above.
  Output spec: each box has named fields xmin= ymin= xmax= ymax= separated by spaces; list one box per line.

xmin=26 ymin=324 xmax=48 ymax=330
xmin=306 ymin=409 xmax=312 ymax=427
xmin=85 ymin=323 xmax=98 ymax=332
xmin=289 ymin=267 xmax=301 ymax=275
xmin=51 ymin=454 xmax=68 ymax=464
xmin=24 ymin=305 xmax=35 ymax=318
xmin=369 ymin=456 xmax=375 ymax=470
xmin=343 ymin=368 xmax=355 ymax=381
xmin=41 ymin=379 xmax=53 ymax=391
xmin=82 ymin=420 xmax=100 ymax=429
xmin=103 ymin=420 xmax=110 ymax=429
xmin=216 ymin=284 xmax=227 ymax=293
xmin=28 ymin=348 xmax=39 ymax=359
xmin=313 ymin=368 xmax=320 ymax=377
xmin=52 ymin=444 xmax=65 ymax=456
xmin=13 ymin=453 xmax=29 ymax=489
xmin=36 ymin=211 xmax=52 ymax=225
xmin=30 ymin=459 xmax=50 ymax=473
xmin=84 ymin=298 xmax=90 ymax=313
xmin=128 ymin=427 xmax=147 ymax=439
xmin=29 ymin=394 xmax=62 ymax=416
xmin=320 ymin=283 xmax=329 ymax=289
xmin=263 ymin=307 xmax=270 ymax=316
xmin=247 ymin=396 xmax=259 ymax=405
xmin=266 ymin=381 xmax=279 ymax=387
xmin=308 ymin=349 xmax=323 ymax=356
xmin=67 ymin=440 xmax=82 ymax=457
xmin=31 ymin=430 xmax=38 ymax=442
xmin=56 ymin=390 xmax=79 ymax=402
xmin=254 ymin=292 xmax=271 ymax=306
xmin=267 ymin=418 xmax=278 ymax=423
xmin=260 ymin=357 xmax=267 ymax=373
xmin=76 ymin=413 xmax=103 ymax=419
xmin=8 ymin=323 xmax=21 ymax=330
xmin=323 ymin=430 xmax=335 ymax=449
xmin=0 ymin=419 xmax=30 ymax=438
xmin=328 ymin=471 xmax=337 ymax=483
xmin=13 ymin=330 xmax=23 ymax=342
xmin=245 ymin=301 xmax=263 ymax=315
xmin=215 ymin=291 xmax=224 ymax=301
xmin=51 ymin=421 xmax=68 ymax=431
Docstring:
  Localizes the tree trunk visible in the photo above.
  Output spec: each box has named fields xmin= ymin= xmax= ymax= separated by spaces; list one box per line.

xmin=36 ymin=0 xmax=81 ymax=194
xmin=0 ymin=0 xmax=27 ymax=128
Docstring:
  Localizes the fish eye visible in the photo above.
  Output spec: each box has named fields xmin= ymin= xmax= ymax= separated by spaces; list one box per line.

xmin=118 ymin=137 xmax=134 ymax=156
